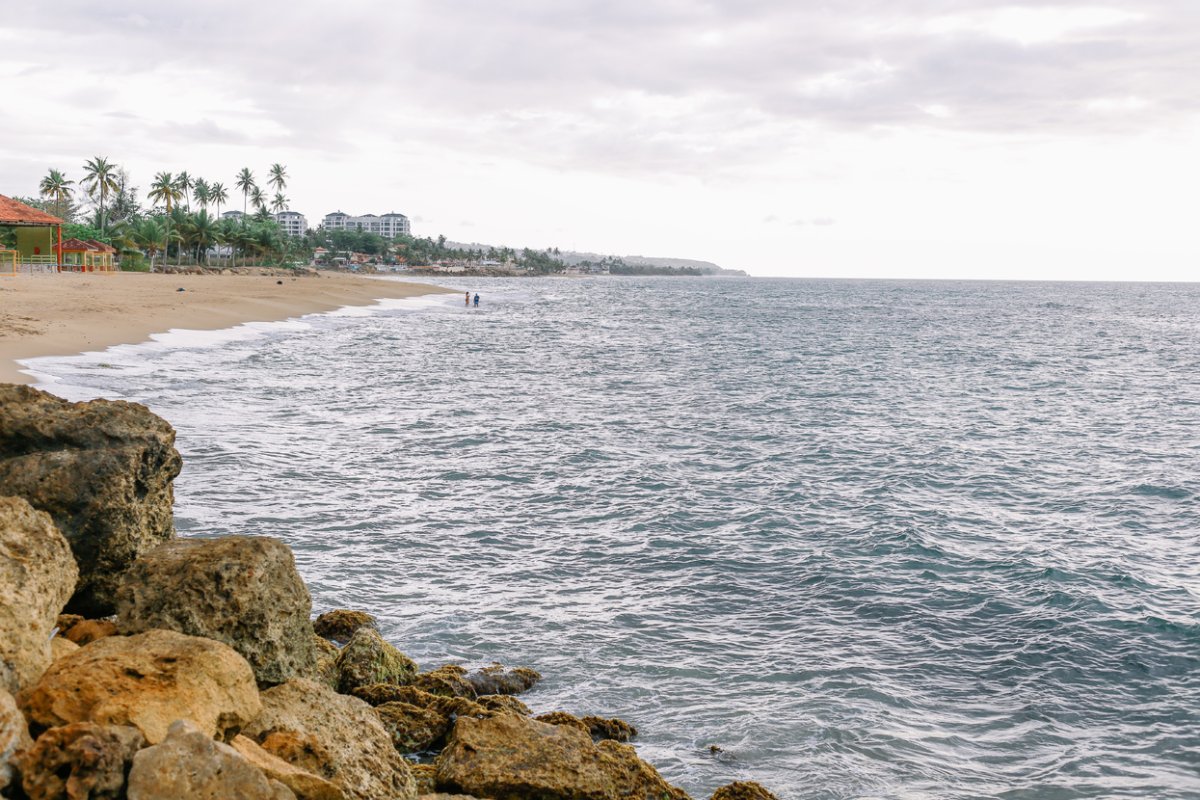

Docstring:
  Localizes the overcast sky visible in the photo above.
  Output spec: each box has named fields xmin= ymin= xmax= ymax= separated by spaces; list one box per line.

xmin=4 ymin=1 xmax=1198 ymax=279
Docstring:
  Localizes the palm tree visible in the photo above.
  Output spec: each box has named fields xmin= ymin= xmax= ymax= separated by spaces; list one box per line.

xmin=38 ymin=169 xmax=75 ymax=219
xmin=189 ymin=211 xmax=220 ymax=264
xmin=268 ymin=163 xmax=288 ymax=194
xmin=134 ymin=218 xmax=166 ymax=270
xmin=81 ymin=156 xmax=119 ymax=234
xmin=250 ymin=186 xmax=267 ymax=214
xmin=210 ymin=182 xmax=229 ymax=218
xmin=148 ymin=173 xmax=183 ymax=265
xmin=271 ymin=192 xmax=288 ymax=214
xmin=235 ymin=168 xmax=256 ymax=224
xmin=193 ymin=178 xmax=211 ymax=211
xmin=176 ymin=172 xmax=193 ymax=212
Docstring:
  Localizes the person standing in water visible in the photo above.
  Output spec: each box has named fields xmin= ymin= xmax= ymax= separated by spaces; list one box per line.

xmin=473 ymin=293 xmax=480 ymax=307
xmin=465 ymin=291 xmax=470 ymax=306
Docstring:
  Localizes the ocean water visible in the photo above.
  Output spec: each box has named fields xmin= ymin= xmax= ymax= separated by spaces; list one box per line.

xmin=26 ymin=277 xmax=1200 ymax=800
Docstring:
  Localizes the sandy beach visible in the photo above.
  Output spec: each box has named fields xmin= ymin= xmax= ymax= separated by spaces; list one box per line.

xmin=0 ymin=271 xmax=449 ymax=384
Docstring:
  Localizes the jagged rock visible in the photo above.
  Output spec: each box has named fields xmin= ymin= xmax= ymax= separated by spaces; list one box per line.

xmin=0 ymin=386 xmax=182 ymax=616
xmin=18 ymin=628 xmax=261 ymax=744
xmin=15 ymin=722 xmax=143 ymax=800
xmin=410 ymin=764 xmax=436 ymax=795
xmin=376 ymin=702 xmax=451 ymax=753
xmin=535 ymin=711 xmax=591 ymax=734
xmin=710 ymin=782 xmax=780 ymax=800
xmin=126 ymin=719 xmax=295 ymax=800
xmin=61 ymin=619 xmax=118 ymax=646
xmin=465 ymin=663 xmax=541 ymax=696
xmin=350 ymin=683 xmax=417 ymax=707
xmin=435 ymin=714 xmax=689 ymax=800
xmin=335 ymin=628 xmax=417 ymax=694
xmin=312 ymin=610 xmax=377 ymax=643
xmin=48 ymin=636 xmax=79 ymax=663
xmin=1 ymin=687 xmax=33 ymax=795
xmin=311 ymin=635 xmax=340 ymax=690
xmin=231 ymin=735 xmax=346 ymax=800
xmin=0 ymin=496 xmax=78 ymax=694
xmin=353 ymin=686 xmax=486 ymax=722
xmin=55 ymin=614 xmax=84 ymax=632
xmin=243 ymin=678 xmax=417 ymax=800
xmin=116 ymin=536 xmax=317 ymax=685
xmin=411 ymin=666 xmax=476 ymax=699
xmin=582 ymin=715 xmax=638 ymax=742
xmin=477 ymin=694 xmax=530 ymax=716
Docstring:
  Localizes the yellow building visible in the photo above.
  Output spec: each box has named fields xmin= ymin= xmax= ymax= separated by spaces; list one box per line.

xmin=0 ymin=193 xmax=64 ymax=273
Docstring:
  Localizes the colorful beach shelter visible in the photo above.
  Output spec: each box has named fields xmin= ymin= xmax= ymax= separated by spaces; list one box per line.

xmin=0 ymin=193 xmax=64 ymax=272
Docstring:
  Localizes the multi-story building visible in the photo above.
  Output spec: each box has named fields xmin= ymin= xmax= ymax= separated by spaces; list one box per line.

xmin=221 ymin=210 xmax=244 ymax=222
xmin=322 ymin=211 xmax=411 ymax=238
xmin=275 ymin=211 xmax=308 ymax=238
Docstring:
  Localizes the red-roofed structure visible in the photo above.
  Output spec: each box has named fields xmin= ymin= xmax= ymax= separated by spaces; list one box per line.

xmin=0 ymin=193 xmax=64 ymax=274
xmin=60 ymin=237 xmax=116 ymax=272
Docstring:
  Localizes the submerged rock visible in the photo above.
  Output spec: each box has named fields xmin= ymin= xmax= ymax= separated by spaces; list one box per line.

xmin=710 ymin=782 xmax=780 ymax=800
xmin=375 ymin=702 xmax=452 ymax=753
xmin=1 ymin=687 xmax=33 ymax=795
xmin=465 ymin=663 xmax=541 ymax=696
xmin=0 ymin=385 xmax=182 ymax=616
xmin=15 ymin=722 xmax=143 ymax=800
xmin=243 ymin=678 xmax=417 ymax=800
xmin=116 ymin=535 xmax=317 ymax=685
xmin=18 ymin=628 xmax=261 ymax=744
xmin=312 ymin=610 xmax=377 ymax=643
xmin=0 ymin=496 xmax=79 ymax=694
xmin=582 ymin=715 xmax=638 ymax=742
xmin=335 ymin=628 xmax=418 ymax=694
xmin=435 ymin=713 xmax=689 ymax=800
xmin=231 ymin=735 xmax=347 ymax=800
xmin=126 ymin=719 xmax=295 ymax=800
xmin=411 ymin=665 xmax=477 ymax=699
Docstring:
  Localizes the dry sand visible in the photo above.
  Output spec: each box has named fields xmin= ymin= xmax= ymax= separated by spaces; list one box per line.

xmin=0 ymin=271 xmax=451 ymax=384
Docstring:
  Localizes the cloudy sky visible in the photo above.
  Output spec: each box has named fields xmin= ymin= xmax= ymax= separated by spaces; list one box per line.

xmin=4 ymin=1 xmax=1197 ymax=279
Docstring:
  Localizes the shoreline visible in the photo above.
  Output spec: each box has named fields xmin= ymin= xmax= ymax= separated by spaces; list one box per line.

xmin=0 ymin=271 xmax=452 ymax=385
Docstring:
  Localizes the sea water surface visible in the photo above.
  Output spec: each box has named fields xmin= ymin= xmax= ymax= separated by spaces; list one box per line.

xmin=28 ymin=277 xmax=1200 ymax=799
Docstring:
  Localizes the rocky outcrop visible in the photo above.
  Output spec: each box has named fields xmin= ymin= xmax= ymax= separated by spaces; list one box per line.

xmin=410 ymin=764 xmax=437 ymax=795
xmin=231 ymin=735 xmax=347 ymax=800
xmin=465 ymin=663 xmax=541 ymax=696
xmin=0 ymin=496 xmax=78 ymax=694
xmin=375 ymin=702 xmax=452 ymax=753
xmin=477 ymin=694 xmax=531 ymax=716
xmin=0 ymin=386 xmax=182 ymax=616
xmin=60 ymin=618 xmax=118 ymax=646
xmin=126 ymin=719 xmax=295 ymax=800
xmin=411 ymin=665 xmax=476 ymax=699
xmin=18 ymin=629 xmax=261 ymax=744
xmin=311 ymin=635 xmax=340 ymax=690
xmin=312 ymin=610 xmax=377 ymax=643
xmin=242 ymin=678 xmax=417 ymax=800
xmin=582 ymin=715 xmax=638 ymax=742
xmin=116 ymin=536 xmax=317 ymax=685
xmin=49 ymin=636 xmax=79 ymax=663
xmin=335 ymin=628 xmax=417 ymax=694
xmin=535 ymin=711 xmax=592 ymax=734
xmin=14 ymin=722 xmax=143 ymax=800
xmin=435 ymin=713 xmax=689 ymax=800
xmin=1 ymin=687 xmax=32 ymax=795
xmin=710 ymin=782 xmax=779 ymax=800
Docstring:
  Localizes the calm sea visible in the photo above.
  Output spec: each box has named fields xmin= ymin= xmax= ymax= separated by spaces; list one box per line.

xmin=27 ymin=277 xmax=1200 ymax=800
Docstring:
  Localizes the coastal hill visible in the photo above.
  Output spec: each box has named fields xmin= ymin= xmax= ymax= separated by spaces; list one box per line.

xmin=447 ymin=242 xmax=747 ymax=276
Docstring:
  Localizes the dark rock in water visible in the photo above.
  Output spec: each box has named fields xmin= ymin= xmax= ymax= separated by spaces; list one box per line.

xmin=1 ymin=688 xmax=33 ymax=795
xmin=582 ymin=715 xmax=638 ymax=742
xmin=465 ymin=663 xmax=541 ymax=696
xmin=710 ymin=781 xmax=780 ymax=800
xmin=476 ymin=694 xmax=531 ymax=716
xmin=335 ymin=628 xmax=418 ymax=694
xmin=375 ymin=702 xmax=452 ymax=753
xmin=0 ymin=496 xmax=78 ymax=694
xmin=534 ymin=711 xmax=591 ymax=734
xmin=15 ymin=722 xmax=143 ymax=800
xmin=116 ymin=535 xmax=317 ymax=686
xmin=243 ymin=678 xmax=417 ymax=800
xmin=0 ymin=385 xmax=182 ymax=616
xmin=61 ymin=618 xmax=118 ymax=646
xmin=435 ymin=713 xmax=689 ymax=800
xmin=313 ymin=609 xmax=378 ymax=643
xmin=411 ymin=665 xmax=477 ymax=699
xmin=312 ymin=634 xmax=341 ymax=690
xmin=126 ymin=719 xmax=294 ymax=800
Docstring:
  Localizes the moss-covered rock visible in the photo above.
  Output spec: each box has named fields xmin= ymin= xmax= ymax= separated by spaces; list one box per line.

xmin=335 ymin=628 xmax=417 ymax=694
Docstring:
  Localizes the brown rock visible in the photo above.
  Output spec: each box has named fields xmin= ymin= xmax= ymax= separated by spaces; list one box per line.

xmin=582 ymin=715 xmax=638 ymax=742
xmin=0 ymin=386 xmax=182 ymax=616
xmin=311 ymin=635 xmax=340 ymax=690
xmin=1 ymin=687 xmax=33 ymax=795
xmin=350 ymin=683 xmax=416 ymax=707
xmin=335 ymin=628 xmax=417 ymax=694
xmin=312 ymin=610 xmax=377 ymax=643
xmin=55 ymin=614 xmax=84 ymax=632
xmin=243 ymin=678 xmax=417 ymax=800
xmin=15 ymin=722 xmax=143 ymax=800
xmin=410 ymin=764 xmax=436 ymax=795
xmin=354 ymin=686 xmax=487 ymax=723
xmin=435 ymin=714 xmax=688 ymax=800
xmin=411 ymin=665 xmax=476 ymax=699
xmin=465 ymin=663 xmax=541 ymax=696
xmin=477 ymin=694 xmax=530 ymax=716
xmin=61 ymin=619 xmax=118 ymax=646
xmin=48 ymin=636 xmax=79 ymax=663
xmin=0 ymin=496 xmax=79 ymax=694
xmin=18 ymin=628 xmax=261 ymax=744
xmin=231 ymin=735 xmax=346 ymax=800
xmin=116 ymin=536 xmax=317 ymax=685
xmin=126 ymin=719 xmax=295 ymax=800
xmin=535 ymin=711 xmax=591 ymax=734
xmin=710 ymin=782 xmax=780 ymax=800
xmin=375 ymin=702 xmax=452 ymax=753
xmin=418 ymin=796 xmax=484 ymax=800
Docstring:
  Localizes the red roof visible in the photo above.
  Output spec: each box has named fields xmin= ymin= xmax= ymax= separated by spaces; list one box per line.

xmin=0 ymin=193 xmax=63 ymax=226
xmin=86 ymin=239 xmax=116 ymax=253
xmin=61 ymin=238 xmax=100 ymax=251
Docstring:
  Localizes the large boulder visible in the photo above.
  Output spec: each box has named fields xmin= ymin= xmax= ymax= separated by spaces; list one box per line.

xmin=465 ymin=663 xmax=541 ymax=696
xmin=1 ymin=687 xmax=33 ymax=795
xmin=435 ymin=713 xmax=689 ymax=800
xmin=0 ymin=385 xmax=182 ymax=616
xmin=18 ymin=629 xmax=261 ymax=744
xmin=335 ymin=628 xmax=418 ymax=694
xmin=243 ymin=678 xmax=417 ymax=800
xmin=0 ymin=496 xmax=78 ymax=694
xmin=116 ymin=536 xmax=317 ymax=685
xmin=375 ymin=702 xmax=452 ymax=753
xmin=411 ymin=665 xmax=476 ymax=699
xmin=126 ymin=719 xmax=295 ymax=800
xmin=312 ymin=610 xmax=377 ymax=643
xmin=231 ymin=735 xmax=347 ymax=800
xmin=15 ymin=722 xmax=143 ymax=800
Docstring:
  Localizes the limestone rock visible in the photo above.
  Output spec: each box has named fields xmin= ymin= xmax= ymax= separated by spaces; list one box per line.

xmin=15 ymin=722 xmax=143 ymax=800
xmin=410 ymin=764 xmax=436 ymax=795
xmin=116 ymin=536 xmax=317 ymax=685
xmin=49 ymin=637 xmax=80 ymax=663
xmin=411 ymin=665 xmax=476 ymax=699
xmin=477 ymin=694 xmax=531 ymax=716
xmin=0 ymin=496 xmax=79 ymax=694
xmin=349 ymin=683 xmax=417 ymax=707
xmin=311 ymin=635 xmax=340 ymax=690
xmin=231 ymin=735 xmax=346 ymax=800
xmin=435 ymin=713 xmax=689 ymax=800
xmin=465 ymin=663 xmax=541 ymax=696
xmin=55 ymin=614 xmax=84 ymax=632
xmin=354 ymin=686 xmax=486 ymax=722
xmin=126 ymin=719 xmax=296 ymax=800
xmin=535 ymin=711 xmax=591 ymax=734
xmin=0 ymin=385 xmax=182 ymax=616
xmin=710 ymin=782 xmax=779 ymax=800
xmin=61 ymin=619 xmax=118 ymax=646
xmin=335 ymin=628 xmax=417 ymax=694
xmin=582 ymin=715 xmax=638 ymax=742
xmin=243 ymin=678 xmax=417 ymax=800
xmin=312 ymin=610 xmax=377 ymax=643
xmin=1 ymin=687 xmax=33 ymax=795
xmin=18 ymin=628 xmax=261 ymax=744
xmin=375 ymin=702 xmax=451 ymax=753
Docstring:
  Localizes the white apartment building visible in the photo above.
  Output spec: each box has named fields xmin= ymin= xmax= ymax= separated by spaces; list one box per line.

xmin=275 ymin=211 xmax=309 ymax=238
xmin=323 ymin=211 xmax=411 ymax=238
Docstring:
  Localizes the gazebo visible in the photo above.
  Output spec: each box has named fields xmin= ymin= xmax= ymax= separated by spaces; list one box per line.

xmin=0 ymin=193 xmax=64 ymax=274
xmin=59 ymin=238 xmax=116 ymax=272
